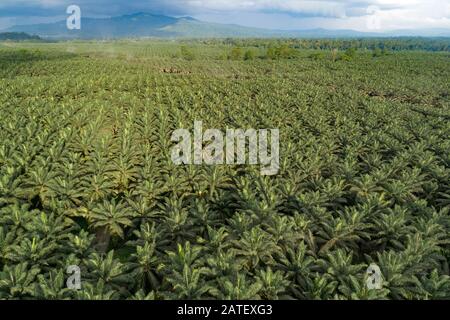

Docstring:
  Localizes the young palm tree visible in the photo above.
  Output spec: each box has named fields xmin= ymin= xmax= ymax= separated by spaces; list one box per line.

xmin=276 ymin=242 xmax=316 ymax=290
xmin=81 ymin=174 xmax=115 ymax=204
xmin=0 ymin=226 xmax=15 ymax=266
xmin=163 ymin=264 xmax=212 ymax=299
xmin=293 ymin=273 xmax=337 ymax=300
xmin=0 ymin=166 xmax=24 ymax=206
xmin=232 ymin=227 xmax=280 ymax=270
xmin=128 ymin=241 xmax=160 ymax=291
xmin=90 ymin=199 xmax=135 ymax=252
xmin=255 ymin=267 xmax=290 ymax=299
xmin=189 ymin=199 xmax=221 ymax=237
xmin=213 ymin=273 xmax=262 ymax=300
xmin=75 ymin=280 xmax=119 ymax=300
xmin=6 ymin=237 xmax=59 ymax=270
xmin=337 ymin=274 xmax=390 ymax=300
xmin=318 ymin=249 xmax=365 ymax=292
xmin=35 ymin=269 xmax=72 ymax=300
xmin=111 ymin=153 xmax=139 ymax=194
xmin=318 ymin=207 xmax=371 ymax=253
xmin=159 ymin=195 xmax=194 ymax=243
xmin=0 ymin=263 xmax=41 ymax=299
xmin=205 ymin=250 xmax=243 ymax=279
xmin=127 ymin=195 xmax=159 ymax=225
xmin=419 ymin=269 xmax=450 ymax=299
xmin=21 ymin=162 xmax=57 ymax=208
xmin=129 ymin=289 xmax=156 ymax=300
xmin=85 ymin=251 xmax=130 ymax=293
xmin=373 ymin=206 xmax=413 ymax=250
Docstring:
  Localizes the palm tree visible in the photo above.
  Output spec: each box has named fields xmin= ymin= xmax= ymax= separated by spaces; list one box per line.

xmin=128 ymin=241 xmax=160 ymax=291
xmin=35 ymin=270 xmax=72 ymax=300
xmin=81 ymin=174 xmax=115 ymax=204
xmin=232 ymin=227 xmax=280 ymax=270
xmin=163 ymin=264 xmax=212 ymax=299
xmin=21 ymin=162 xmax=57 ymax=208
xmin=293 ymin=273 xmax=337 ymax=300
xmin=318 ymin=249 xmax=365 ymax=292
xmin=90 ymin=199 xmax=135 ymax=252
xmin=276 ymin=242 xmax=316 ymax=291
xmin=111 ymin=153 xmax=139 ymax=194
xmin=0 ymin=166 xmax=24 ymax=206
xmin=129 ymin=289 xmax=156 ymax=300
xmin=0 ymin=226 xmax=15 ymax=266
xmin=127 ymin=195 xmax=159 ymax=224
xmin=159 ymin=195 xmax=194 ymax=243
xmin=6 ymin=237 xmax=60 ymax=270
xmin=255 ymin=267 xmax=290 ymax=299
xmin=205 ymin=250 xmax=243 ymax=279
xmin=213 ymin=274 xmax=262 ymax=300
xmin=419 ymin=269 xmax=450 ymax=299
xmin=85 ymin=251 xmax=129 ymax=293
xmin=0 ymin=263 xmax=41 ymax=299
xmin=75 ymin=280 xmax=119 ymax=300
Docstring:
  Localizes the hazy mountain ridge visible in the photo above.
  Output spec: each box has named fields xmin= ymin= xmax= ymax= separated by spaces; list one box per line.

xmin=4 ymin=12 xmax=450 ymax=39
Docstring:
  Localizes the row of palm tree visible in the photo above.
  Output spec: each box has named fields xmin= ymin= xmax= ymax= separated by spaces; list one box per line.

xmin=0 ymin=43 xmax=449 ymax=299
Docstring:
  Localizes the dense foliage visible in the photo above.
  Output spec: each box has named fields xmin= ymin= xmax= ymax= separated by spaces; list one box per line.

xmin=0 ymin=32 xmax=42 ymax=41
xmin=203 ymin=38 xmax=450 ymax=52
xmin=0 ymin=40 xmax=449 ymax=300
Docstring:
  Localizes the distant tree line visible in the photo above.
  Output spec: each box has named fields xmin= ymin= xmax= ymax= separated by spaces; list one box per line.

xmin=225 ymin=44 xmax=299 ymax=61
xmin=0 ymin=32 xmax=41 ymax=41
xmin=178 ymin=44 xmax=394 ymax=62
xmin=226 ymin=44 xmax=393 ymax=62
xmin=197 ymin=38 xmax=450 ymax=52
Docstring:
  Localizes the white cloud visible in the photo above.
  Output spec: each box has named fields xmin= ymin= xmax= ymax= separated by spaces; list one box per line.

xmin=182 ymin=0 xmax=450 ymax=29
xmin=360 ymin=0 xmax=450 ymax=30
xmin=185 ymin=0 xmax=348 ymax=17
xmin=0 ymin=0 xmax=66 ymax=8
xmin=0 ymin=0 xmax=449 ymax=31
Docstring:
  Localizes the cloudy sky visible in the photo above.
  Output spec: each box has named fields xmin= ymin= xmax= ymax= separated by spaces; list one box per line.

xmin=0 ymin=0 xmax=449 ymax=31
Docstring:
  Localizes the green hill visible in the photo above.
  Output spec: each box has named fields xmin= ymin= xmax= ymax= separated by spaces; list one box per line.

xmin=5 ymin=12 xmax=450 ymax=39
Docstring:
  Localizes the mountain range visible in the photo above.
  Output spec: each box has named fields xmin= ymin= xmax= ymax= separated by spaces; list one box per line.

xmin=4 ymin=12 xmax=450 ymax=39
